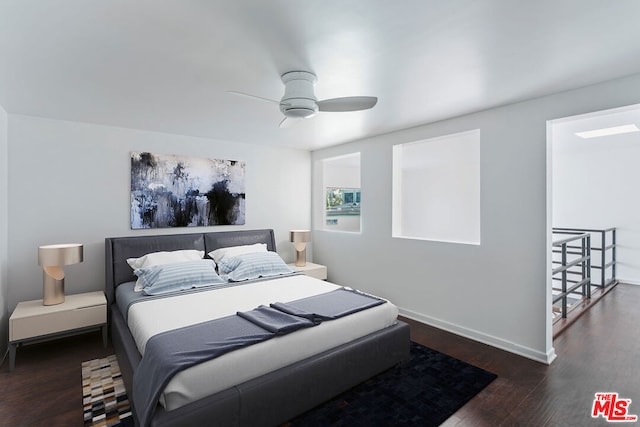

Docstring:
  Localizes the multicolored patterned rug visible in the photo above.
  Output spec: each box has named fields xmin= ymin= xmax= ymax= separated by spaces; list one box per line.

xmin=82 ymin=343 xmax=496 ymax=426
xmin=82 ymin=354 xmax=133 ymax=427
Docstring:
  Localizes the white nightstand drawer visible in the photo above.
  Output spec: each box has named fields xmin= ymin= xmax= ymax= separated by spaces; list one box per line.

xmin=9 ymin=291 xmax=107 ymax=342
xmin=288 ymin=262 xmax=328 ymax=280
xmin=10 ymin=304 xmax=105 ymax=341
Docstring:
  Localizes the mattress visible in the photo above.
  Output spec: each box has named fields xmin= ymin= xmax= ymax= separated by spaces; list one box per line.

xmin=122 ymin=274 xmax=399 ymax=411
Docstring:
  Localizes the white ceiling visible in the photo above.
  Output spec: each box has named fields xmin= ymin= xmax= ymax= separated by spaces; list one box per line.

xmin=2 ymin=1 xmax=640 ymax=150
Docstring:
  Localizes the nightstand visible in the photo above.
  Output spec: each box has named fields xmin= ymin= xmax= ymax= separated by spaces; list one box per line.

xmin=288 ymin=262 xmax=327 ymax=280
xmin=8 ymin=291 xmax=107 ymax=371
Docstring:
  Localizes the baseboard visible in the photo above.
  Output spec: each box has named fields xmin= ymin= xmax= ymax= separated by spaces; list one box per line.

xmin=399 ymin=307 xmax=556 ymax=365
xmin=618 ymin=278 xmax=640 ymax=286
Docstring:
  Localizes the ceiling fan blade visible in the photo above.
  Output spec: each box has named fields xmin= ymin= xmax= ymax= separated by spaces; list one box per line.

xmin=278 ymin=116 xmax=302 ymax=128
xmin=317 ymin=96 xmax=378 ymax=112
xmin=226 ymin=91 xmax=279 ymax=104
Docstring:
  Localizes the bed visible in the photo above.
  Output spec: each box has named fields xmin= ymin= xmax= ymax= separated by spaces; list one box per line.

xmin=105 ymin=229 xmax=410 ymax=427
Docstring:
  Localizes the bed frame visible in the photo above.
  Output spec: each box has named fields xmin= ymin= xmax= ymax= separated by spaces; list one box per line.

xmin=105 ymin=229 xmax=410 ymax=427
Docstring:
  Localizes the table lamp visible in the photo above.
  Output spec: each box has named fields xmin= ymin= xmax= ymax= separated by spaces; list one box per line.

xmin=38 ymin=243 xmax=83 ymax=305
xmin=290 ymin=230 xmax=311 ymax=267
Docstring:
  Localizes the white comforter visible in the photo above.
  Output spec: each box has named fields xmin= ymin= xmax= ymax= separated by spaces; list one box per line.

xmin=126 ymin=274 xmax=399 ymax=411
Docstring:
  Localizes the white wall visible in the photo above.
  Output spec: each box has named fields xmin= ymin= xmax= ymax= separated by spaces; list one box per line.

xmin=392 ymin=129 xmax=480 ymax=245
xmin=0 ymin=103 xmax=7 ymax=357
xmin=6 ymin=115 xmax=311 ymax=310
xmin=323 ymin=163 xmax=361 ymax=188
xmin=552 ymin=117 xmax=640 ymax=284
xmin=312 ymin=72 xmax=640 ymax=364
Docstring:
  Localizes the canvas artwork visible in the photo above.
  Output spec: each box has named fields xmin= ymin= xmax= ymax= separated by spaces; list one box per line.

xmin=130 ymin=152 xmax=246 ymax=229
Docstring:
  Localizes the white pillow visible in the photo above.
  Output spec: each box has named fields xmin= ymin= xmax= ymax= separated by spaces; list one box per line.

xmin=127 ymin=249 xmax=205 ymax=270
xmin=134 ymin=259 xmax=226 ymax=295
xmin=208 ymin=243 xmax=267 ymax=265
xmin=218 ymin=252 xmax=294 ymax=282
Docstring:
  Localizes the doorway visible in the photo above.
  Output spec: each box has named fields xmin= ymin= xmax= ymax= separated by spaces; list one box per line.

xmin=548 ymin=103 xmax=640 ymax=333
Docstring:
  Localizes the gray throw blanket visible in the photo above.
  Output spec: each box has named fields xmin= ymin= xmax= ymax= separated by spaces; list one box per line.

xmin=132 ymin=288 xmax=385 ymax=427
xmin=271 ymin=287 xmax=385 ymax=323
xmin=237 ymin=305 xmax=315 ymax=334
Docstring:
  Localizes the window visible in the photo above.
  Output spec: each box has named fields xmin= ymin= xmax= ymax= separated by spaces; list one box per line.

xmin=392 ymin=129 xmax=480 ymax=244
xmin=318 ymin=153 xmax=361 ymax=232
xmin=327 ymin=188 xmax=360 ymax=214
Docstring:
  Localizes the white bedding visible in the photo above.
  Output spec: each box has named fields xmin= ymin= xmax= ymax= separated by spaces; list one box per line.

xmin=126 ymin=274 xmax=399 ymax=411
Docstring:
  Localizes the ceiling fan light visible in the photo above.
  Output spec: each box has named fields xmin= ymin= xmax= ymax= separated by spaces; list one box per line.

xmin=280 ymin=96 xmax=318 ymax=118
xmin=283 ymin=108 xmax=317 ymax=119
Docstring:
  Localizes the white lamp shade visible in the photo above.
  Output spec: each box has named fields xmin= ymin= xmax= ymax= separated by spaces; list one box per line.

xmin=38 ymin=243 xmax=83 ymax=267
xmin=289 ymin=230 xmax=311 ymax=243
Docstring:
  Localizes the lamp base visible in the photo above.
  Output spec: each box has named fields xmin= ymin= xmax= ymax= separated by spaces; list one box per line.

xmin=295 ymin=248 xmax=307 ymax=267
xmin=43 ymin=275 xmax=65 ymax=306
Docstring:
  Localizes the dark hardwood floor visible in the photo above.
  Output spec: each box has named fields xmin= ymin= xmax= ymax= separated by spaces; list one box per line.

xmin=409 ymin=283 xmax=640 ymax=426
xmin=1 ymin=284 xmax=638 ymax=426
xmin=0 ymin=330 xmax=112 ymax=426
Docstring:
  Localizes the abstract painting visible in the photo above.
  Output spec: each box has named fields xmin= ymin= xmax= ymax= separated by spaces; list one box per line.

xmin=130 ymin=152 xmax=245 ymax=229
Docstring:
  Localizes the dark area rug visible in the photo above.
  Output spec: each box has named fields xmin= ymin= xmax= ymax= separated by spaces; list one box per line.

xmin=286 ymin=342 xmax=497 ymax=426
xmin=82 ymin=342 xmax=496 ymax=427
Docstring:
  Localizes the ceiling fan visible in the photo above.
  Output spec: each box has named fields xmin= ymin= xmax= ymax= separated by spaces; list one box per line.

xmin=228 ymin=71 xmax=378 ymax=128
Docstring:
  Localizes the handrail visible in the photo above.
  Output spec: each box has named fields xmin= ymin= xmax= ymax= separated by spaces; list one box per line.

xmin=553 ymin=227 xmax=616 ymax=288
xmin=552 ymin=234 xmax=586 ymax=246
xmin=551 ymin=227 xmax=617 ymax=324
xmin=554 ymin=226 xmax=616 ymax=233
xmin=552 ymin=255 xmax=588 ymax=275
xmin=551 ymin=232 xmax=591 ymax=320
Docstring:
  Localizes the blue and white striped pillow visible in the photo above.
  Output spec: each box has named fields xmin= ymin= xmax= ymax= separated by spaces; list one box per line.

xmin=218 ymin=251 xmax=294 ymax=282
xmin=134 ymin=259 xmax=226 ymax=295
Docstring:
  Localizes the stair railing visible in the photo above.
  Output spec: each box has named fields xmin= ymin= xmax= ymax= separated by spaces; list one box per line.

xmin=551 ymin=232 xmax=591 ymax=320
xmin=553 ymin=227 xmax=616 ymax=288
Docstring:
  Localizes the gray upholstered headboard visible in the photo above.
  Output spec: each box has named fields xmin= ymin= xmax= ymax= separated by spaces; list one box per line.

xmin=104 ymin=229 xmax=276 ymax=306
